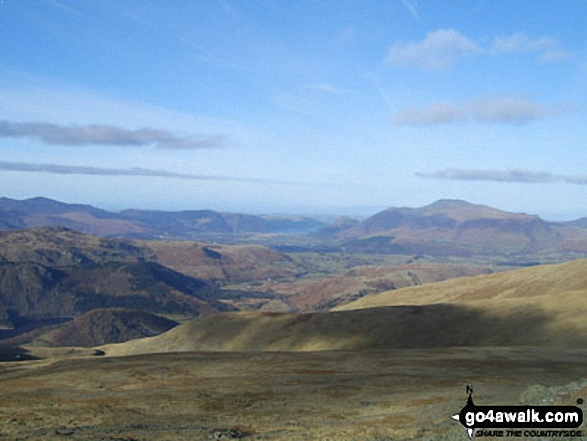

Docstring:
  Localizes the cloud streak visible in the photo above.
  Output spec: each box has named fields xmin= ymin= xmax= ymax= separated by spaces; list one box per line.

xmin=387 ymin=29 xmax=569 ymax=70
xmin=399 ymin=0 xmax=421 ymax=21
xmin=307 ymin=83 xmax=353 ymax=95
xmin=416 ymin=168 xmax=558 ymax=183
xmin=563 ymin=175 xmax=587 ymax=185
xmin=417 ymin=168 xmax=587 ymax=185
xmin=0 ymin=120 xmax=223 ymax=149
xmin=0 ymin=161 xmax=285 ymax=184
xmin=392 ymin=94 xmax=569 ymax=126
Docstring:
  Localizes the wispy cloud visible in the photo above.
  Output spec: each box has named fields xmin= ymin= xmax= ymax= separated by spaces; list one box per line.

xmin=539 ymin=49 xmax=572 ymax=63
xmin=269 ymin=92 xmax=323 ymax=119
xmin=387 ymin=29 xmax=481 ymax=70
xmin=307 ymin=83 xmax=353 ymax=95
xmin=217 ymin=0 xmax=237 ymax=15
xmin=416 ymin=168 xmax=558 ymax=183
xmin=399 ymin=0 xmax=421 ymax=22
xmin=0 ymin=161 xmax=286 ymax=184
xmin=491 ymin=32 xmax=555 ymax=53
xmin=0 ymin=120 xmax=223 ymax=149
xmin=563 ymin=175 xmax=587 ymax=185
xmin=393 ymin=94 xmax=570 ymax=126
xmin=417 ymin=168 xmax=587 ymax=186
xmin=387 ymin=29 xmax=570 ymax=70
xmin=45 ymin=0 xmax=94 ymax=22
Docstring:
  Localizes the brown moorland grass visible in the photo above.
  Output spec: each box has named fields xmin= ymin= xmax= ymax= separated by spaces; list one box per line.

xmin=0 ymin=348 xmax=586 ymax=440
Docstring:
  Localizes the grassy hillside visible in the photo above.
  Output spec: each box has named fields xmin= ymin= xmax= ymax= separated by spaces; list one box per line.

xmin=335 ymin=257 xmax=587 ymax=310
xmin=104 ymin=259 xmax=587 ymax=355
xmin=263 ymin=262 xmax=488 ymax=310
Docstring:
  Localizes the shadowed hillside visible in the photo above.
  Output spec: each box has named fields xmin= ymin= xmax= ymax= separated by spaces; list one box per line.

xmin=104 ymin=258 xmax=587 ymax=355
xmin=0 ymin=228 xmax=235 ymax=342
xmin=103 ymin=302 xmax=582 ymax=356
xmin=42 ymin=308 xmax=178 ymax=347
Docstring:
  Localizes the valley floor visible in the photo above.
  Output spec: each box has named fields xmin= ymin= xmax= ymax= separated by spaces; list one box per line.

xmin=0 ymin=347 xmax=586 ymax=440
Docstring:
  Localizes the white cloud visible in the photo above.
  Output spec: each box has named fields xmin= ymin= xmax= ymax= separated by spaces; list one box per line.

xmin=387 ymin=30 xmax=569 ymax=70
xmin=387 ymin=29 xmax=481 ymax=70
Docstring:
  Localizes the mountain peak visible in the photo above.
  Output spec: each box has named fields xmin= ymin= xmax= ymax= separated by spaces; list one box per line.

xmin=424 ymin=199 xmax=477 ymax=209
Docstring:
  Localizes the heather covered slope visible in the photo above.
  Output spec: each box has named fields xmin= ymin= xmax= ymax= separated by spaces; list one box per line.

xmin=104 ymin=258 xmax=587 ymax=355
xmin=0 ymin=228 xmax=233 ymax=331
xmin=146 ymin=240 xmax=298 ymax=283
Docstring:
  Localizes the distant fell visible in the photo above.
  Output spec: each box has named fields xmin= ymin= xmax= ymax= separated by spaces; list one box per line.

xmin=320 ymin=199 xmax=587 ymax=256
xmin=0 ymin=197 xmax=324 ymax=238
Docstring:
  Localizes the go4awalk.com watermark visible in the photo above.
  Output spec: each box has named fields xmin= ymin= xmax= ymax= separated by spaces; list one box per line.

xmin=451 ymin=386 xmax=584 ymax=439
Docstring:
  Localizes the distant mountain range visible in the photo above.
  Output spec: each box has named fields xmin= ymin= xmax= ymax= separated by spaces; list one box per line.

xmin=317 ymin=199 xmax=587 ymax=257
xmin=0 ymin=197 xmax=325 ymax=238
xmin=2 ymin=196 xmax=587 ymax=258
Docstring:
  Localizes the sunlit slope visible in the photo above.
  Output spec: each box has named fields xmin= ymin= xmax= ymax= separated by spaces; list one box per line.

xmin=103 ymin=261 xmax=587 ymax=355
xmin=335 ymin=258 xmax=587 ymax=310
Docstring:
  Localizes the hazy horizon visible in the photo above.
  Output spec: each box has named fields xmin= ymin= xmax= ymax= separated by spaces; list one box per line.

xmin=4 ymin=194 xmax=587 ymax=223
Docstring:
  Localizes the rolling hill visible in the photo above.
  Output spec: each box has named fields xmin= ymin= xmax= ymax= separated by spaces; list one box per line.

xmin=335 ymin=257 xmax=587 ymax=311
xmin=40 ymin=308 xmax=179 ymax=347
xmin=1 ymin=308 xmax=179 ymax=347
xmin=103 ymin=258 xmax=587 ymax=356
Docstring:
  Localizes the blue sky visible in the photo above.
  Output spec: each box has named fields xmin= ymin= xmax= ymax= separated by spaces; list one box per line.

xmin=1 ymin=1 xmax=586 ymax=219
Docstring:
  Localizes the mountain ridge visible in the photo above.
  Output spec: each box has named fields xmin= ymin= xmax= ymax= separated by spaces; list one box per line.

xmin=0 ymin=197 xmax=325 ymax=238
xmin=316 ymin=199 xmax=586 ymax=256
